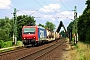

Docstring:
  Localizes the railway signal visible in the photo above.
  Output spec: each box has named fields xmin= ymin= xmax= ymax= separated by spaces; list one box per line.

xmin=13 ymin=8 xmax=17 ymax=45
xmin=73 ymin=6 xmax=78 ymax=45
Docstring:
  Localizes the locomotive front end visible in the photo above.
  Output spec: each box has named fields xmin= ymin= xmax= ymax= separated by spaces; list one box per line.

xmin=22 ymin=26 xmax=38 ymax=45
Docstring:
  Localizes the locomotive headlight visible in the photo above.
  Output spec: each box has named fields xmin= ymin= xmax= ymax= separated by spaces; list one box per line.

xmin=34 ymin=37 xmax=35 ymax=38
xmin=24 ymin=38 xmax=25 ymax=39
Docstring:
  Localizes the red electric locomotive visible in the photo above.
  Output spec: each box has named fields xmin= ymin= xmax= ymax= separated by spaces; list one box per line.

xmin=22 ymin=25 xmax=47 ymax=46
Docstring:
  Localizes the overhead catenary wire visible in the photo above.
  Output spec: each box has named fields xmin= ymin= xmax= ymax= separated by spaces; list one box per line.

xmin=0 ymin=0 xmax=66 ymax=20
xmin=0 ymin=1 xmax=34 ymax=16
xmin=63 ymin=0 xmax=74 ymax=17
xmin=15 ymin=8 xmax=40 ymax=16
xmin=0 ymin=2 xmax=14 ymax=9
xmin=57 ymin=0 xmax=74 ymax=20
xmin=0 ymin=2 xmax=38 ymax=23
xmin=34 ymin=0 xmax=59 ymax=23
xmin=58 ymin=0 xmax=70 ymax=12
xmin=63 ymin=0 xmax=71 ymax=8
xmin=0 ymin=1 xmax=19 ymax=18
xmin=34 ymin=0 xmax=70 ymax=32
xmin=58 ymin=0 xmax=74 ymax=19
xmin=16 ymin=10 xmax=40 ymax=23
xmin=0 ymin=1 xmax=40 ymax=22
xmin=17 ymin=10 xmax=38 ymax=16
xmin=41 ymin=0 xmax=72 ymax=19
xmin=41 ymin=0 xmax=58 ymax=19
xmin=0 ymin=0 xmax=72 ymax=23
xmin=0 ymin=2 xmax=15 ymax=17
xmin=34 ymin=0 xmax=64 ymax=21
xmin=41 ymin=0 xmax=58 ymax=13
xmin=34 ymin=0 xmax=52 ymax=14
xmin=41 ymin=0 xmax=64 ymax=17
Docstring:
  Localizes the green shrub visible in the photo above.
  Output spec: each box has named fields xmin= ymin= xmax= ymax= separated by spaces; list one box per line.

xmin=72 ymin=38 xmax=74 ymax=41
xmin=0 ymin=40 xmax=4 ymax=48
xmin=3 ymin=41 xmax=12 ymax=48
xmin=0 ymin=41 xmax=23 ymax=48
xmin=17 ymin=41 xmax=23 ymax=46
xmin=85 ymin=28 xmax=90 ymax=44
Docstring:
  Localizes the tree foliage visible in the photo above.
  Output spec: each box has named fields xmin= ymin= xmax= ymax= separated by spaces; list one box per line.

xmin=78 ymin=12 xmax=90 ymax=43
xmin=60 ymin=30 xmax=66 ymax=38
xmin=67 ymin=0 xmax=90 ymax=43
xmin=17 ymin=15 xmax=36 ymax=40
xmin=67 ymin=21 xmax=74 ymax=33
xmin=38 ymin=21 xmax=55 ymax=31
xmin=0 ymin=17 xmax=13 ymax=41
xmin=0 ymin=15 xmax=36 ymax=42
xmin=45 ymin=21 xmax=55 ymax=31
xmin=78 ymin=0 xmax=90 ymax=43
xmin=38 ymin=23 xmax=45 ymax=28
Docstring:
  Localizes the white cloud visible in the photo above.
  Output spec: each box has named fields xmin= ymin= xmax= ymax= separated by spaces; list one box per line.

xmin=17 ymin=3 xmax=74 ymax=29
xmin=61 ymin=11 xmax=74 ymax=20
xmin=40 ymin=4 xmax=61 ymax=13
xmin=0 ymin=0 xmax=11 ymax=9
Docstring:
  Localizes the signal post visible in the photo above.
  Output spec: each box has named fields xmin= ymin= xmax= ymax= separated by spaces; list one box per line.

xmin=13 ymin=8 xmax=17 ymax=45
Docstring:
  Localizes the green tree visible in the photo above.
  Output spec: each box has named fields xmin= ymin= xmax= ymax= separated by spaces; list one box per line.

xmin=0 ymin=40 xmax=4 ymax=48
xmin=60 ymin=30 xmax=66 ymax=38
xmin=78 ymin=0 xmax=90 ymax=43
xmin=67 ymin=21 xmax=74 ymax=33
xmin=17 ymin=15 xmax=36 ymax=40
xmin=38 ymin=23 xmax=45 ymax=28
xmin=83 ymin=0 xmax=90 ymax=14
xmin=0 ymin=17 xmax=13 ymax=41
xmin=45 ymin=21 xmax=55 ymax=31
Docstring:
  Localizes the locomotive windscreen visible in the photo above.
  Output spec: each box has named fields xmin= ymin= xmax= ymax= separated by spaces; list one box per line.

xmin=23 ymin=28 xmax=35 ymax=34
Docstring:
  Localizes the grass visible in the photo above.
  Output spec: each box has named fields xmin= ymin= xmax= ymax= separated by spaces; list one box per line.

xmin=0 ymin=41 xmax=23 ymax=53
xmin=0 ymin=48 xmax=14 ymax=53
xmin=0 ymin=41 xmax=23 ymax=48
xmin=71 ymin=42 xmax=90 ymax=60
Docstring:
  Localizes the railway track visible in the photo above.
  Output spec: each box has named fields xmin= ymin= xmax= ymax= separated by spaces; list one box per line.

xmin=0 ymin=47 xmax=28 ymax=56
xmin=18 ymin=39 xmax=65 ymax=60
xmin=0 ymin=39 xmax=65 ymax=60
xmin=0 ymin=45 xmax=35 ymax=60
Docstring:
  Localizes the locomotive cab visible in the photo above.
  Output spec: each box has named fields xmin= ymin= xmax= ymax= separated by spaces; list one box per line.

xmin=22 ymin=26 xmax=38 ymax=45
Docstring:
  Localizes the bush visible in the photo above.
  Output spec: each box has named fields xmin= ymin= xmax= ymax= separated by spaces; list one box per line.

xmin=17 ymin=41 xmax=23 ymax=46
xmin=3 ymin=41 xmax=12 ymax=48
xmin=86 ymin=28 xmax=90 ymax=44
xmin=0 ymin=40 xmax=4 ymax=48
xmin=0 ymin=41 xmax=23 ymax=48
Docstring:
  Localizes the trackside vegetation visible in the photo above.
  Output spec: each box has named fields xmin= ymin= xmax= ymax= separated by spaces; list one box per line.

xmin=0 ymin=15 xmax=36 ymax=48
xmin=67 ymin=0 xmax=90 ymax=60
xmin=71 ymin=42 xmax=90 ymax=60
xmin=78 ymin=0 xmax=90 ymax=43
xmin=67 ymin=0 xmax=90 ymax=44
xmin=0 ymin=40 xmax=23 ymax=48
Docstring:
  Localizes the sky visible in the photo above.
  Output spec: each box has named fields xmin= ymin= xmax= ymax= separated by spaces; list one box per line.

xmin=0 ymin=0 xmax=86 ymax=31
